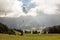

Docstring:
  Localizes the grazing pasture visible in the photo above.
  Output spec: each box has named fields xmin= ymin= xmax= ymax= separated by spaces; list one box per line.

xmin=0 ymin=34 xmax=60 ymax=40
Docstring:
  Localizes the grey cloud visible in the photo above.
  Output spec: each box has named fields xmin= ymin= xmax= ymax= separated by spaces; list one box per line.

xmin=0 ymin=0 xmax=60 ymax=30
xmin=0 ymin=14 xmax=60 ymax=30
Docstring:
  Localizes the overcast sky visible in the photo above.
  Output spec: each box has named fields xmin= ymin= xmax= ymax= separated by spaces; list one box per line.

xmin=0 ymin=0 xmax=60 ymax=29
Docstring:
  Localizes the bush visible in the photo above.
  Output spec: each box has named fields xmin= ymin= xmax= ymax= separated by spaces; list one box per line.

xmin=14 ymin=29 xmax=23 ymax=36
xmin=0 ymin=23 xmax=16 ymax=35
xmin=0 ymin=23 xmax=8 ymax=34
xmin=32 ymin=30 xmax=40 ymax=34
xmin=43 ymin=25 xmax=60 ymax=34
xmin=25 ymin=30 xmax=31 ymax=34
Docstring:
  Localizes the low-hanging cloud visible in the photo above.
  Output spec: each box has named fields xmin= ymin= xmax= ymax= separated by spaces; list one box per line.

xmin=0 ymin=0 xmax=60 ymax=29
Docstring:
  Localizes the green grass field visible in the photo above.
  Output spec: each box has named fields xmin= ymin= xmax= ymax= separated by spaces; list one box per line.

xmin=0 ymin=34 xmax=60 ymax=40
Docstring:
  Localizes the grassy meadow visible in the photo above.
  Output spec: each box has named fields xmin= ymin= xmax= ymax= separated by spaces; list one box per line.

xmin=0 ymin=34 xmax=60 ymax=40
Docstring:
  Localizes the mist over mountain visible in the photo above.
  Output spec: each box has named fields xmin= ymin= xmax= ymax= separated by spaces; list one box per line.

xmin=0 ymin=0 xmax=60 ymax=30
xmin=0 ymin=14 xmax=60 ymax=30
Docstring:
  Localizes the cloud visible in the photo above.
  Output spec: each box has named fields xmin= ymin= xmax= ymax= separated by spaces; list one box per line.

xmin=0 ymin=0 xmax=60 ymax=29
xmin=30 ymin=0 xmax=60 ymax=15
xmin=0 ymin=0 xmax=60 ymax=17
xmin=0 ymin=14 xmax=60 ymax=29
xmin=0 ymin=0 xmax=26 ymax=17
xmin=0 ymin=0 xmax=37 ymax=17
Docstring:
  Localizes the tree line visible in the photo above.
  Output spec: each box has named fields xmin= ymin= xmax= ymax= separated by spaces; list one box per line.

xmin=43 ymin=25 xmax=60 ymax=34
xmin=0 ymin=23 xmax=23 ymax=35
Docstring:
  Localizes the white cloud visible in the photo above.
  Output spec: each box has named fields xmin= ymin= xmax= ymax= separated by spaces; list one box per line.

xmin=26 ymin=8 xmax=37 ymax=16
xmin=0 ymin=0 xmax=26 ymax=17
xmin=0 ymin=0 xmax=60 ymax=17
xmin=30 ymin=0 xmax=60 ymax=15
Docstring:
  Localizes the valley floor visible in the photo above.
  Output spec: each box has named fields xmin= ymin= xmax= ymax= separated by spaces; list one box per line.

xmin=0 ymin=34 xmax=60 ymax=40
